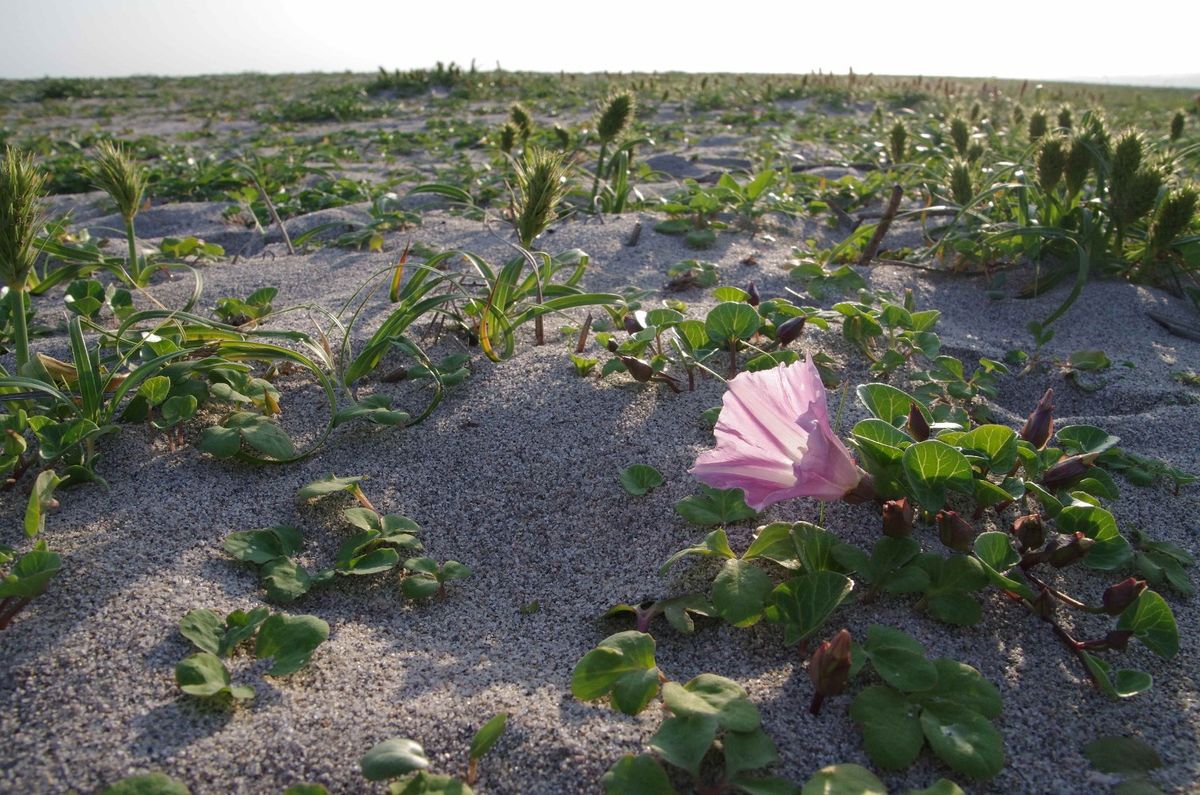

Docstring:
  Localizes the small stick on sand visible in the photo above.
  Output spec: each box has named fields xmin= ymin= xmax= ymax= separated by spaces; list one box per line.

xmin=858 ymin=184 xmax=903 ymax=266
xmin=625 ymin=221 xmax=642 ymax=247
xmin=248 ymin=170 xmax=295 ymax=255
xmin=575 ymin=312 xmax=593 ymax=353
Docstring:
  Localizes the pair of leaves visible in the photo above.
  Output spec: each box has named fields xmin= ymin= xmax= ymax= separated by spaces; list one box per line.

xmin=0 ymin=541 xmax=62 ymax=599
xmin=850 ymin=626 xmax=1004 ymax=780
xmin=199 ymin=411 xmax=295 ymax=460
xmin=223 ymin=525 xmax=330 ymax=603
xmin=401 ymin=557 xmax=471 ymax=599
xmin=675 ymin=486 xmax=757 ymax=526
xmin=175 ymin=610 xmax=329 ymax=703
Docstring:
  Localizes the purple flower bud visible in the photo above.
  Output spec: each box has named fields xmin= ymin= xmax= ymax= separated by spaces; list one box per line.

xmin=882 ymin=498 xmax=914 ymax=538
xmin=747 ymin=281 xmax=761 ymax=307
xmin=776 ymin=315 xmax=807 ymax=347
xmin=1020 ymin=388 xmax=1055 ymax=449
xmin=1102 ymin=577 xmax=1147 ymax=616
xmin=623 ymin=313 xmax=643 ymax=335
xmin=1011 ymin=513 xmax=1045 ymax=551
xmin=1040 ymin=452 xmax=1099 ymax=492
xmin=907 ymin=402 xmax=930 ymax=442
xmin=936 ymin=510 xmax=975 ymax=553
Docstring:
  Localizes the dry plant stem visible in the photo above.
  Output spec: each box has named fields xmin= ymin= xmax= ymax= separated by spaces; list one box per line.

xmin=625 ymin=221 xmax=641 ymax=247
xmin=859 ymin=184 xmax=904 ymax=266
xmin=574 ymin=312 xmax=592 ymax=353
xmin=250 ymin=172 xmax=295 ymax=255
xmin=351 ymin=486 xmax=377 ymax=513
xmin=467 ymin=759 xmax=478 ymax=787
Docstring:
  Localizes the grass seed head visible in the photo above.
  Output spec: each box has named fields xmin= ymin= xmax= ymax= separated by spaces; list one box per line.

xmin=513 ymin=146 xmax=570 ymax=248
xmin=596 ymin=91 xmax=635 ymax=144
xmin=0 ymin=146 xmax=47 ymax=290
xmin=89 ymin=139 xmax=147 ymax=223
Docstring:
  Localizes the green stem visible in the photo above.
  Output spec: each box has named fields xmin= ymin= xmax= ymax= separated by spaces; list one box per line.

xmin=124 ymin=216 xmax=142 ymax=286
xmin=8 ymin=287 xmax=30 ymax=373
xmin=590 ymin=141 xmax=609 ymax=211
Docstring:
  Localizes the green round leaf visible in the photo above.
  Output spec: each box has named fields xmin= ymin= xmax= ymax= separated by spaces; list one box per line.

xmin=662 ymin=674 xmax=759 ymax=732
xmin=766 ymin=570 xmax=854 ymax=646
xmin=863 ymin=625 xmax=937 ymax=692
xmin=648 ymin=714 xmax=718 ymax=777
xmin=850 ymin=686 xmax=925 ymax=770
xmin=1116 ymin=589 xmax=1179 ymax=660
xmin=901 ymin=440 xmax=975 ymax=511
xmin=713 ymin=559 xmax=774 ymax=628
xmin=571 ymin=631 xmax=660 ymax=715
xmin=705 ymin=301 xmax=760 ymax=346
xmin=175 ymin=652 xmax=234 ymax=698
xmin=856 ymin=383 xmax=927 ymax=427
xmin=1083 ymin=735 xmax=1163 ymax=775
xmin=619 ymin=464 xmax=665 ymax=496
xmin=360 ymin=737 xmax=430 ymax=781
xmin=254 ymin=613 xmax=330 ymax=675
xmin=919 ymin=703 xmax=1004 ymax=780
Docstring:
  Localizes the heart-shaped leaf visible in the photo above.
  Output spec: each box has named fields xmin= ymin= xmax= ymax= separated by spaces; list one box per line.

xmin=572 ymin=631 xmax=660 ymax=715
xmin=620 ymin=464 xmax=665 ymax=496
xmin=675 ymin=486 xmax=757 ymax=527
xmin=919 ymin=703 xmax=1004 ymax=779
xmin=902 ymin=440 xmax=975 ymax=511
xmin=661 ymin=674 xmax=759 ymax=732
xmin=601 ymin=754 xmax=675 ymax=794
xmin=255 ymin=613 xmax=329 ymax=675
xmin=648 ymin=714 xmax=717 ymax=777
xmin=764 ymin=570 xmax=853 ymax=646
xmin=713 ymin=559 xmax=774 ymax=628
xmin=849 ymin=685 xmax=925 ymax=770
xmin=1116 ymin=589 xmax=1179 ymax=660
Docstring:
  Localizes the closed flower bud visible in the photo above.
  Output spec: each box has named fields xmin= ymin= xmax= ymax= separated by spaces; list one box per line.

xmin=746 ymin=281 xmax=761 ymax=307
xmin=1011 ymin=513 xmax=1045 ymax=551
xmin=1020 ymin=388 xmax=1055 ymax=449
xmin=1040 ymin=452 xmax=1099 ymax=491
xmin=1047 ymin=532 xmax=1095 ymax=568
xmin=937 ymin=510 xmax=975 ymax=553
xmin=808 ymin=628 xmax=853 ymax=715
xmin=882 ymin=498 xmax=914 ymax=538
xmin=809 ymin=629 xmax=853 ymax=696
xmin=776 ymin=315 xmax=806 ymax=347
xmin=621 ymin=355 xmax=654 ymax=383
xmin=907 ymin=402 xmax=930 ymax=442
xmin=623 ymin=313 xmax=642 ymax=335
xmin=605 ymin=338 xmax=619 ymax=354
xmin=1102 ymin=577 xmax=1147 ymax=615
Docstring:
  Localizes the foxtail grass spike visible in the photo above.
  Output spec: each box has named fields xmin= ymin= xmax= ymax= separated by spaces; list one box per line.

xmin=0 ymin=145 xmax=47 ymax=372
xmin=509 ymin=103 xmax=533 ymax=141
xmin=889 ymin=121 xmax=907 ymax=165
xmin=1169 ymin=111 xmax=1185 ymax=142
xmin=1028 ymin=110 xmax=1048 ymax=141
xmin=949 ymin=117 xmax=970 ymax=156
xmin=498 ymin=122 xmax=517 ymax=154
xmin=1037 ymin=138 xmax=1067 ymax=193
xmin=596 ymin=91 xmax=634 ymax=144
xmin=89 ymin=140 xmax=148 ymax=284
xmin=948 ymin=159 xmax=974 ymax=207
xmin=513 ymin=146 xmax=570 ymax=249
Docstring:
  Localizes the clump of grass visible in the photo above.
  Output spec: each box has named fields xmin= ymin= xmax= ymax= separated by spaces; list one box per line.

xmin=0 ymin=146 xmax=48 ymax=372
xmin=590 ymin=90 xmax=635 ymax=209
xmin=88 ymin=140 xmax=148 ymax=285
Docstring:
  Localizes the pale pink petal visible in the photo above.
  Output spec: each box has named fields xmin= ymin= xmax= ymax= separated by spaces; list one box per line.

xmin=690 ymin=357 xmax=860 ymax=510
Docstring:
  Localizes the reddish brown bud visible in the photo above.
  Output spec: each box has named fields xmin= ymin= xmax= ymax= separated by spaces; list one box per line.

xmin=1047 ymin=532 xmax=1095 ymax=568
xmin=809 ymin=629 xmax=853 ymax=699
xmin=605 ymin=337 xmax=619 ymax=353
xmin=907 ymin=403 xmax=930 ymax=442
xmin=882 ymin=498 xmax=914 ymax=538
xmin=1040 ymin=452 xmax=1099 ymax=492
xmin=1011 ymin=514 xmax=1045 ymax=551
xmin=1102 ymin=578 xmax=1147 ymax=616
xmin=936 ymin=510 xmax=975 ymax=553
xmin=623 ymin=313 xmax=643 ymax=335
xmin=746 ymin=281 xmax=761 ymax=307
xmin=1020 ymin=388 xmax=1055 ymax=449
xmin=776 ymin=315 xmax=806 ymax=347
xmin=621 ymin=355 xmax=654 ymax=382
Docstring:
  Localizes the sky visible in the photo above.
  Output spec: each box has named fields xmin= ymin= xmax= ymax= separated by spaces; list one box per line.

xmin=1 ymin=0 xmax=1198 ymax=86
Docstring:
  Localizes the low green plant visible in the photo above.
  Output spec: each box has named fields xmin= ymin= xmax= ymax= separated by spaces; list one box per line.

xmin=0 ymin=541 xmax=61 ymax=630
xmin=175 ymin=607 xmax=329 ymax=703
xmin=359 ymin=713 xmax=507 ymax=792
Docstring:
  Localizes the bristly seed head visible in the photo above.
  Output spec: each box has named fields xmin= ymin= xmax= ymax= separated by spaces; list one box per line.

xmin=949 ymin=116 xmax=970 ymax=156
xmin=1028 ymin=110 xmax=1048 ymax=141
xmin=1037 ymin=138 xmax=1067 ymax=193
xmin=596 ymin=91 xmax=635 ymax=144
xmin=948 ymin=159 xmax=974 ymax=207
xmin=1149 ymin=186 xmax=1198 ymax=252
xmin=889 ymin=121 xmax=907 ymax=165
xmin=0 ymin=145 xmax=48 ymax=291
xmin=89 ymin=139 xmax=147 ymax=223
xmin=497 ymin=122 xmax=517 ymax=154
xmin=512 ymin=146 xmax=570 ymax=248
xmin=1170 ymin=110 xmax=1185 ymax=142
xmin=509 ymin=103 xmax=533 ymax=140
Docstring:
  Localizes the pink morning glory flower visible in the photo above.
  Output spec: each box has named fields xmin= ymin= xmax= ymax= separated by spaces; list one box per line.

xmin=690 ymin=357 xmax=862 ymax=510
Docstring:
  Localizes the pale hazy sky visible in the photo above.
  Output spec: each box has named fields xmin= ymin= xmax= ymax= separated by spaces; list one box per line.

xmin=1 ymin=0 xmax=1196 ymax=83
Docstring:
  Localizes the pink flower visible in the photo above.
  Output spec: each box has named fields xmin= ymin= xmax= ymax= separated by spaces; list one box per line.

xmin=690 ymin=358 xmax=861 ymax=510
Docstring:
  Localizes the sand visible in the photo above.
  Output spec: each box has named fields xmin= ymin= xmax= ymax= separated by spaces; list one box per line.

xmin=1 ymin=101 xmax=1198 ymax=795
